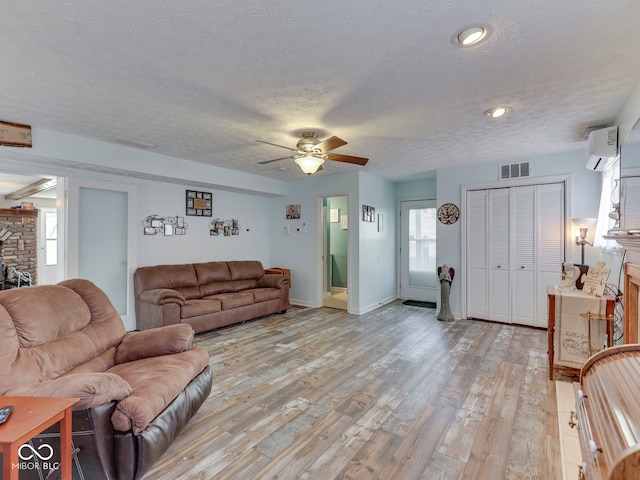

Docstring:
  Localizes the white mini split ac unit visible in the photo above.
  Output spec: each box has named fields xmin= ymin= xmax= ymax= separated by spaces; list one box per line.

xmin=586 ymin=126 xmax=618 ymax=171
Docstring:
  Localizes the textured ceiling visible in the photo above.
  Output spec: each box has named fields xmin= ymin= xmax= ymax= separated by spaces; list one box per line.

xmin=1 ymin=0 xmax=640 ymax=183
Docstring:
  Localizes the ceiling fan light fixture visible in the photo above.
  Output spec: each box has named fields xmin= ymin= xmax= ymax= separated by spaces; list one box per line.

xmin=452 ymin=25 xmax=490 ymax=47
xmin=295 ymin=155 xmax=324 ymax=175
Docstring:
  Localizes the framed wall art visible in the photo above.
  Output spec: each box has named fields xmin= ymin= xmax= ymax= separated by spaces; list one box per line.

xmin=186 ymin=190 xmax=212 ymax=217
xmin=362 ymin=205 xmax=375 ymax=222
xmin=286 ymin=204 xmax=301 ymax=219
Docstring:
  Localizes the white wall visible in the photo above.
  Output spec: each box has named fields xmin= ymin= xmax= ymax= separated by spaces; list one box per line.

xmin=136 ymin=180 xmax=272 ymax=266
xmin=357 ymin=172 xmax=397 ymax=313
xmin=0 ymin=128 xmax=289 ymax=197
xmin=395 ymin=176 xmax=437 ymax=201
xmin=269 ymin=173 xmax=360 ymax=308
xmin=268 ymin=171 xmax=397 ymax=313
xmin=436 ymin=149 xmax=602 ymax=319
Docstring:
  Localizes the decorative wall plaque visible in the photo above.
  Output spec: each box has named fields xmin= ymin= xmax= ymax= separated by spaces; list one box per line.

xmin=0 ymin=120 xmax=32 ymax=147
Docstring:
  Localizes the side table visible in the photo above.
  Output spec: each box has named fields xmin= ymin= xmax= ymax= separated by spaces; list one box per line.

xmin=0 ymin=396 xmax=78 ymax=480
xmin=547 ymin=286 xmax=615 ymax=380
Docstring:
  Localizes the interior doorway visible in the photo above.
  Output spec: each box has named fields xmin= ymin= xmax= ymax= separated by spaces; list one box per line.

xmin=322 ymin=195 xmax=348 ymax=310
xmin=37 ymin=207 xmax=58 ymax=285
xmin=399 ymin=199 xmax=437 ymax=302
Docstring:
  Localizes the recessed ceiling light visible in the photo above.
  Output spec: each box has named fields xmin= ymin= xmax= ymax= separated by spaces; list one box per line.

xmin=484 ymin=106 xmax=512 ymax=119
xmin=452 ymin=25 xmax=490 ymax=47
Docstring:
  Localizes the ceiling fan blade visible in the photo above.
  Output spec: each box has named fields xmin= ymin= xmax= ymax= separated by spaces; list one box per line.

xmin=256 ymin=139 xmax=299 ymax=153
xmin=258 ymin=155 xmax=296 ymax=165
xmin=325 ymin=153 xmax=369 ymax=166
xmin=317 ymin=135 xmax=347 ymax=153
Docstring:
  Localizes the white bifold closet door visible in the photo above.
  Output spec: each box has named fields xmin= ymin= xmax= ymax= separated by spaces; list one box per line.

xmin=466 ymin=182 xmax=564 ymax=327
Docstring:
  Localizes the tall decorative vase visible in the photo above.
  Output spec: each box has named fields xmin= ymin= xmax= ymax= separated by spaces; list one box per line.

xmin=437 ymin=265 xmax=455 ymax=322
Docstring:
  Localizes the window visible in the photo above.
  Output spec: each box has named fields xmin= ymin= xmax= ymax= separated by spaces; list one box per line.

xmin=44 ymin=212 xmax=57 ymax=265
xmin=593 ymin=158 xmax=621 ymax=252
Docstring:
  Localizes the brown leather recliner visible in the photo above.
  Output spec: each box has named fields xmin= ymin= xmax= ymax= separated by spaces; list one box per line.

xmin=0 ymin=279 xmax=212 ymax=480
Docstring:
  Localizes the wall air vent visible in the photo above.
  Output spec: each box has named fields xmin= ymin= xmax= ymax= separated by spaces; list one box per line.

xmin=500 ymin=162 xmax=530 ymax=180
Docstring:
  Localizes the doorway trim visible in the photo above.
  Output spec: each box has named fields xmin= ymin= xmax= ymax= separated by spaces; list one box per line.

xmin=317 ymin=192 xmax=351 ymax=312
xmin=398 ymin=198 xmax=438 ymax=302
xmin=65 ymin=176 xmax=138 ymax=330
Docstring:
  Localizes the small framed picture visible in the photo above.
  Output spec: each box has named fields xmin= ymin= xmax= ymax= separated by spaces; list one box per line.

xmin=144 ymin=227 xmax=156 ymax=235
xmin=286 ymin=204 xmax=301 ymax=219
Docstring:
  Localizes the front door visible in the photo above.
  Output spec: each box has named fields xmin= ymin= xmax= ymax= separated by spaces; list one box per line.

xmin=399 ymin=200 xmax=437 ymax=302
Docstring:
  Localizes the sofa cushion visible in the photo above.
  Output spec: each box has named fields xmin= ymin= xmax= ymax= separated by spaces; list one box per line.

xmin=108 ymin=346 xmax=210 ymax=434
xmin=206 ymin=292 xmax=254 ymax=310
xmin=195 ymin=262 xmax=234 ymax=296
xmin=139 ymin=288 xmax=185 ymax=305
xmin=231 ymin=278 xmax=260 ymax=291
xmin=174 ymin=286 xmax=202 ymax=301
xmin=5 ymin=372 xmax=132 ymax=410
xmin=227 ymin=260 xmax=265 ymax=280
xmin=181 ymin=298 xmax=222 ymax=319
xmin=194 ymin=261 xmax=231 ymax=281
xmin=115 ymin=324 xmax=195 ymax=364
xmin=247 ymin=287 xmax=282 ymax=303
xmin=134 ymin=264 xmax=199 ymax=299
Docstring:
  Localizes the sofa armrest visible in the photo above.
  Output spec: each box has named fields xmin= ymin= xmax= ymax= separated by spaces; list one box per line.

xmin=4 ymin=373 xmax=132 ymax=410
xmin=115 ymin=324 xmax=195 ymax=364
xmin=258 ymin=274 xmax=291 ymax=289
xmin=139 ymin=288 xmax=185 ymax=306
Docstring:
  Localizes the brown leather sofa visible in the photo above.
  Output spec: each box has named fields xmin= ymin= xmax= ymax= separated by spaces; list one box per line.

xmin=134 ymin=260 xmax=290 ymax=333
xmin=0 ymin=279 xmax=212 ymax=480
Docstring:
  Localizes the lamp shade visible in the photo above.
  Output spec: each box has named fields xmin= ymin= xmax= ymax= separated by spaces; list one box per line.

xmin=295 ymin=155 xmax=324 ymax=175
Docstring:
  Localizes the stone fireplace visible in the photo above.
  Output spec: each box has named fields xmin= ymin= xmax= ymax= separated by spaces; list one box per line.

xmin=0 ymin=208 xmax=38 ymax=287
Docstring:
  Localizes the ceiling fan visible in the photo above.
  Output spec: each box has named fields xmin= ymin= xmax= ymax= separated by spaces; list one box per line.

xmin=256 ymin=131 xmax=368 ymax=175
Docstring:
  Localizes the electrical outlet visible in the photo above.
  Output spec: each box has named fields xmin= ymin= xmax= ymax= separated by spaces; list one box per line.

xmin=282 ymin=226 xmax=290 ymax=234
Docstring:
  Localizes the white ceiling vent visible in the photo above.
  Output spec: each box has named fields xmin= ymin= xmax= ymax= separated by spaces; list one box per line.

xmin=500 ymin=162 xmax=530 ymax=180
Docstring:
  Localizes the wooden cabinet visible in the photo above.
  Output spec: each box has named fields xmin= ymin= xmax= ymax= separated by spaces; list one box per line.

xmin=547 ymin=286 xmax=615 ymax=380
xmin=573 ymin=345 xmax=640 ymax=479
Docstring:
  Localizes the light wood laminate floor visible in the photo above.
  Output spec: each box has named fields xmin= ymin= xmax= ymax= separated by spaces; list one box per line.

xmin=142 ymin=301 xmax=561 ymax=480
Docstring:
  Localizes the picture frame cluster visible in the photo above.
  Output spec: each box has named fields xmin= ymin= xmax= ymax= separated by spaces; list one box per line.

xmin=143 ymin=215 xmax=188 ymax=236
xmin=210 ymin=218 xmax=240 ymax=236
xmin=186 ymin=190 xmax=212 ymax=217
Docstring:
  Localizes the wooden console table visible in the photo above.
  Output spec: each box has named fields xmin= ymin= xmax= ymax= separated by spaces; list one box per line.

xmin=0 ymin=396 xmax=78 ymax=480
xmin=547 ymin=286 xmax=615 ymax=380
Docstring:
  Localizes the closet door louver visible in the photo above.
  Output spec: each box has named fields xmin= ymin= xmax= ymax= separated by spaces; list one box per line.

xmin=536 ymin=183 xmax=564 ymax=327
xmin=488 ymin=188 xmax=511 ymax=323
xmin=512 ymin=185 xmax=536 ymax=325
xmin=467 ymin=190 xmax=488 ymax=319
